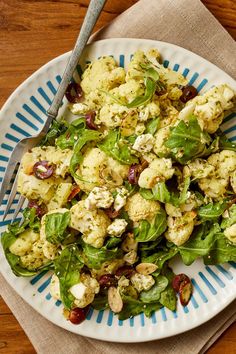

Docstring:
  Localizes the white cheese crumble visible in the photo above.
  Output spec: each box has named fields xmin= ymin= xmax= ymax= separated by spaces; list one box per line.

xmin=132 ymin=134 xmax=155 ymax=153
xmin=85 ymin=186 xmax=114 ymax=209
xmin=114 ymin=187 xmax=129 ymax=212
xmin=107 ymin=219 xmax=128 ymax=237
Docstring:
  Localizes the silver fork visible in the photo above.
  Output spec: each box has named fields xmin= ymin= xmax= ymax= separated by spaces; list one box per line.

xmin=0 ymin=0 xmax=107 ymax=221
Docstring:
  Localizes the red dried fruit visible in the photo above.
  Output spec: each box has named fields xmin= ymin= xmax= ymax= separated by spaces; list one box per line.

xmin=128 ymin=160 xmax=148 ymax=185
xmin=65 ymin=82 xmax=83 ymax=103
xmin=99 ymin=274 xmax=117 ymax=288
xmin=68 ymin=306 xmax=90 ymax=325
xmin=115 ymin=265 xmax=135 ymax=278
xmin=85 ymin=111 xmax=98 ymax=130
xmin=33 ymin=160 xmax=55 ymax=180
xmin=180 ymin=85 xmax=198 ymax=103
xmin=105 ymin=207 xmax=120 ymax=219
xmin=28 ymin=200 xmax=47 ymax=218
xmin=172 ymin=273 xmax=191 ymax=293
xmin=179 ymin=281 xmax=193 ymax=306
xmin=68 ymin=186 xmax=81 ymax=202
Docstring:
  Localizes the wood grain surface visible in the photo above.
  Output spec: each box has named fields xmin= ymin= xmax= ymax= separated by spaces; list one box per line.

xmin=0 ymin=0 xmax=236 ymax=353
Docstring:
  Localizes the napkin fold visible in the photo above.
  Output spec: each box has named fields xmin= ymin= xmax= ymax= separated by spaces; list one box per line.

xmin=1 ymin=0 xmax=236 ymax=353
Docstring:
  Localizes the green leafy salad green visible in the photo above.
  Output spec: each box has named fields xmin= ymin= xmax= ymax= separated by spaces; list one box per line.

xmin=2 ymin=48 xmax=236 ymax=323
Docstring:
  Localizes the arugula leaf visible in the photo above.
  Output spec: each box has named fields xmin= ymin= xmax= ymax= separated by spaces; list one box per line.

xmin=54 ymin=245 xmax=84 ymax=309
xmin=82 ymin=242 xmax=123 ymax=270
xmin=204 ymin=232 xmax=236 ymax=264
xmin=218 ymin=131 xmax=236 ymax=152
xmin=92 ymin=290 xmax=109 ymax=310
xmin=152 ymin=182 xmax=171 ymax=203
xmin=98 ymin=130 xmax=138 ymax=165
xmin=159 ymin=266 xmax=177 ymax=311
xmin=70 ymin=129 xmax=102 ymax=177
xmin=40 ymin=120 xmax=67 ymax=146
xmin=178 ymin=223 xmax=220 ymax=265
xmin=139 ymin=188 xmax=154 ymax=200
xmin=45 ymin=212 xmax=71 ymax=244
xmin=141 ymin=247 xmax=178 ymax=274
xmin=56 ymin=117 xmax=86 ymax=149
xmin=105 ymin=237 xmax=122 ymax=249
xmin=145 ymin=117 xmax=160 ymax=135
xmin=134 ymin=208 xmax=167 ymax=242
xmin=126 ymin=77 xmax=156 ymax=108
xmin=165 ymin=116 xmax=211 ymax=164
xmin=140 ymin=275 xmax=168 ymax=303
xmin=221 ymin=205 xmax=236 ymax=229
xmin=118 ymin=295 xmax=162 ymax=320
xmin=198 ymin=201 xmax=227 ymax=221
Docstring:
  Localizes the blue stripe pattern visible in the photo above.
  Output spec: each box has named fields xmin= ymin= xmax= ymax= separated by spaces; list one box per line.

xmin=0 ymin=57 xmax=235 ymax=329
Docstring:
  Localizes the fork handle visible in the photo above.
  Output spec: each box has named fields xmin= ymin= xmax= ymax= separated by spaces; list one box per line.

xmin=46 ymin=0 xmax=107 ymax=127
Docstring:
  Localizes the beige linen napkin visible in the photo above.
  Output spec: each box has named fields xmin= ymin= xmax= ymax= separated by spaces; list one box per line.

xmin=1 ymin=0 xmax=236 ymax=353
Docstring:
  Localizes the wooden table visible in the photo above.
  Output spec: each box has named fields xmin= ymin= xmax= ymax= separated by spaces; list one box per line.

xmin=0 ymin=0 xmax=236 ymax=353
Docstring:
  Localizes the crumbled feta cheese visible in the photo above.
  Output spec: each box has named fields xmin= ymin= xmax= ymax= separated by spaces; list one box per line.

xmin=114 ymin=187 xmax=129 ymax=212
xmin=130 ymin=273 xmax=155 ymax=292
xmin=85 ymin=186 xmax=114 ymax=209
xmin=50 ymin=274 xmax=61 ymax=300
xmin=70 ymin=282 xmax=87 ymax=300
xmin=70 ymin=102 xmax=88 ymax=114
xmin=107 ymin=219 xmax=128 ymax=237
xmin=132 ymin=134 xmax=155 ymax=153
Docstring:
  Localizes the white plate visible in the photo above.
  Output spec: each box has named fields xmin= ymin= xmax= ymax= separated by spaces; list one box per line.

xmin=0 ymin=38 xmax=236 ymax=343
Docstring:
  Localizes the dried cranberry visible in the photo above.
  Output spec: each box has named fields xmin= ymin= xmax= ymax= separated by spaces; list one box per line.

xmin=180 ymin=85 xmax=198 ymax=103
xmin=68 ymin=306 xmax=90 ymax=325
xmin=105 ymin=207 xmax=120 ymax=219
xmin=28 ymin=200 xmax=47 ymax=218
xmin=99 ymin=274 xmax=117 ymax=288
xmin=115 ymin=266 xmax=135 ymax=278
xmin=68 ymin=186 xmax=81 ymax=202
xmin=85 ymin=111 xmax=98 ymax=130
xmin=172 ymin=273 xmax=191 ymax=293
xmin=33 ymin=161 xmax=55 ymax=180
xmin=65 ymin=82 xmax=83 ymax=103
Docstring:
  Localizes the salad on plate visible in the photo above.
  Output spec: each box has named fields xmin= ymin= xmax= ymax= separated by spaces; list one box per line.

xmin=2 ymin=48 xmax=236 ymax=324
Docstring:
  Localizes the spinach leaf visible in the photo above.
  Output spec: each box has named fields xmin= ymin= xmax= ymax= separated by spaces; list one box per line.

xmin=82 ymin=242 xmax=123 ymax=270
xmin=98 ymin=130 xmax=138 ymax=165
xmin=178 ymin=223 xmax=220 ymax=265
xmin=145 ymin=117 xmax=160 ymax=135
xmin=140 ymin=275 xmax=168 ymax=303
xmin=152 ymin=182 xmax=171 ymax=203
xmin=105 ymin=237 xmax=122 ymax=249
xmin=92 ymin=290 xmax=109 ymax=310
xmin=204 ymin=232 xmax=236 ymax=264
xmin=40 ymin=120 xmax=67 ymax=146
xmin=118 ymin=295 xmax=162 ymax=320
xmin=165 ymin=116 xmax=211 ymax=164
xmin=56 ymin=117 xmax=86 ymax=149
xmin=70 ymin=129 xmax=102 ymax=177
xmin=221 ymin=205 xmax=236 ymax=229
xmin=54 ymin=245 xmax=84 ymax=309
xmin=126 ymin=77 xmax=156 ymax=108
xmin=159 ymin=266 xmax=177 ymax=311
xmin=45 ymin=211 xmax=71 ymax=244
xmin=139 ymin=188 xmax=154 ymax=200
xmin=134 ymin=208 xmax=167 ymax=242
xmin=198 ymin=201 xmax=227 ymax=221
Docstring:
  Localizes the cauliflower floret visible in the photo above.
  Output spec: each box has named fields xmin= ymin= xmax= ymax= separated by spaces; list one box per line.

xmin=70 ymin=274 xmax=100 ymax=308
xmin=85 ymin=186 xmax=114 ymax=210
xmin=224 ymin=224 xmax=236 ymax=244
xmin=48 ymin=183 xmax=72 ymax=211
xmin=184 ymin=84 xmax=235 ymax=133
xmin=164 ymin=211 xmax=196 ymax=246
xmin=183 ymin=159 xmax=215 ymax=180
xmin=50 ymin=274 xmax=61 ymax=300
xmin=165 ymin=203 xmax=182 ymax=218
xmin=208 ymin=150 xmax=236 ymax=178
xmin=230 ymin=170 xmax=236 ymax=193
xmin=9 ymin=229 xmax=40 ymax=256
xmin=118 ymin=276 xmax=130 ymax=288
xmin=121 ymin=233 xmax=138 ymax=252
xmin=138 ymin=158 xmax=174 ymax=189
xmin=107 ymin=219 xmax=128 ymax=237
xmin=113 ymin=187 xmax=129 ymax=212
xmin=75 ymin=148 xmax=129 ymax=192
xmin=138 ymin=101 xmax=160 ymax=122
xmin=80 ymin=56 xmax=125 ymax=94
xmin=135 ymin=122 xmax=146 ymax=135
xmin=20 ymin=242 xmax=48 ymax=270
xmin=21 ymin=146 xmax=73 ymax=177
xmin=40 ymin=208 xmax=68 ymax=259
xmin=130 ymin=273 xmax=155 ymax=292
xmin=132 ymin=134 xmax=155 ymax=153
xmin=17 ymin=170 xmax=57 ymax=203
xmin=97 ymin=104 xmax=130 ymax=129
xmin=198 ymin=176 xmax=228 ymax=199
xmin=125 ymin=193 xmax=160 ymax=223
xmin=111 ymin=79 xmax=144 ymax=103
xmin=70 ymin=200 xmax=110 ymax=248
xmin=70 ymin=102 xmax=90 ymax=115
xmin=153 ymin=126 xmax=170 ymax=157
